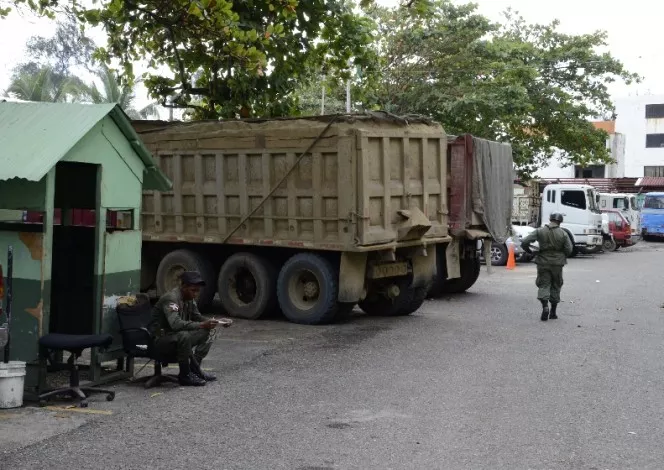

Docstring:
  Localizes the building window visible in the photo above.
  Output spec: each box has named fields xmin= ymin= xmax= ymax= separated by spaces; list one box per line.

xmin=646 ymin=134 xmax=664 ymax=148
xmin=644 ymin=166 xmax=664 ymax=177
xmin=574 ymin=165 xmax=605 ymax=178
xmin=646 ymin=104 xmax=664 ymax=119
xmin=561 ymin=190 xmax=586 ymax=210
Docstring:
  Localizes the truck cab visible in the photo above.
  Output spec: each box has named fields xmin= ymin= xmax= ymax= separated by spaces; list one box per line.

xmin=641 ymin=192 xmax=664 ymax=240
xmin=597 ymin=193 xmax=640 ymax=236
xmin=540 ymin=184 xmax=603 ymax=253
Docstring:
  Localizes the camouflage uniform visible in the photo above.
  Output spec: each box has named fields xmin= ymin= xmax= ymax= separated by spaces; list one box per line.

xmin=521 ymin=224 xmax=573 ymax=303
xmin=151 ymin=287 xmax=211 ymax=363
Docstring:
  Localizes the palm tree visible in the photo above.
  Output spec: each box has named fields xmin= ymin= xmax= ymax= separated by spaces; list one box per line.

xmin=4 ymin=66 xmax=87 ymax=103
xmin=85 ymin=65 xmax=160 ymax=119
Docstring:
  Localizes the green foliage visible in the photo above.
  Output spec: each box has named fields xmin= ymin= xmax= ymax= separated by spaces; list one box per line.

xmin=0 ymin=0 xmax=65 ymax=18
xmin=82 ymin=0 xmax=377 ymax=119
xmin=365 ymin=1 xmax=639 ymax=176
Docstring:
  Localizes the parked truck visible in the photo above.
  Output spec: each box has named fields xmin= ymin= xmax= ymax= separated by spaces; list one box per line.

xmin=597 ymin=193 xmax=641 ymax=236
xmin=133 ymin=116 xmax=513 ymax=323
xmin=134 ymin=114 xmax=452 ymax=324
xmin=513 ymin=183 xmax=603 ymax=256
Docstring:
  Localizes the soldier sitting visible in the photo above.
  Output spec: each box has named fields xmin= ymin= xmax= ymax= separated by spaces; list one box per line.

xmin=151 ymin=271 xmax=218 ymax=386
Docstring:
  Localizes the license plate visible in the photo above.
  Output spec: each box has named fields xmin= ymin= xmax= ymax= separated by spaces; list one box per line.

xmin=371 ymin=262 xmax=408 ymax=279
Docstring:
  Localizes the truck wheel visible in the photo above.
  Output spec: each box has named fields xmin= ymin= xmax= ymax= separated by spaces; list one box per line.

xmin=359 ymin=279 xmax=427 ymax=317
xmin=156 ymin=249 xmax=216 ymax=310
xmin=602 ymin=238 xmax=617 ymax=252
xmin=428 ymin=249 xmax=481 ymax=298
xmin=580 ymin=245 xmax=601 ymax=255
xmin=218 ymin=253 xmax=277 ymax=320
xmin=277 ymin=253 xmax=345 ymax=325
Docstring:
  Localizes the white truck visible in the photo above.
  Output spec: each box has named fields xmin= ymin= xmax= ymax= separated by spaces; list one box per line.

xmin=540 ymin=184 xmax=603 ymax=256
xmin=597 ymin=193 xmax=641 ymax=236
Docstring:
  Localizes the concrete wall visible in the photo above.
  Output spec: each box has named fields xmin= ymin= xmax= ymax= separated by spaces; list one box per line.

xmin=535 ymin=150 xmax=575 ymax=179
xmin=535 ymin=133 xmax=626 ymax=179
xmin=615 ymin=95 xmax=664 ymax=177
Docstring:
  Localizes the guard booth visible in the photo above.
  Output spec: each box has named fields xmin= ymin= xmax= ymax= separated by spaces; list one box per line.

xmin=0 ymin=102 xmax=171 ymax=396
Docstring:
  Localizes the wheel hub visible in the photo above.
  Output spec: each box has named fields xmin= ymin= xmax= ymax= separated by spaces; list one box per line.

xmin=230 ymin=268 xmax=257 ymax=305
xmin=303 ymin=281 xmax=318 ymax=298
xmin=288 ymin=269 xmax=320 ymax=312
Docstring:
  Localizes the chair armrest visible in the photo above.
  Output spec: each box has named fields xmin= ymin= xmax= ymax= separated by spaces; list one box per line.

xmin=119 ymin=327 xmax=155 ymax=356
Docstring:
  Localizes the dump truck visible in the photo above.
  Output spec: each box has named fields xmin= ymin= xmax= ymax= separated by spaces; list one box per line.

xmin=133 ymin=114 xmax=452 ymax=324
xmin=133 ymin=116 xmax=514 ymax=323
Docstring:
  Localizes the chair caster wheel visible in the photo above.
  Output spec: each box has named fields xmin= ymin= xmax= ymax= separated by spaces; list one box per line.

xmin=80 ymin=401 xmax=89 ymax=408
xmin=106 ymin=393 xmax=115 ymax=402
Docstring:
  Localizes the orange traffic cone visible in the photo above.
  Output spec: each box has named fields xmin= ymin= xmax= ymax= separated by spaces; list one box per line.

xmin=506 ymin=242 xmax=516 ymax=270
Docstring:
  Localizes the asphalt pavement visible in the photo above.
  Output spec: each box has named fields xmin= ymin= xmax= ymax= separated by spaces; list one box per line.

xmin=3 ymin=242 xmax=664 ymax=469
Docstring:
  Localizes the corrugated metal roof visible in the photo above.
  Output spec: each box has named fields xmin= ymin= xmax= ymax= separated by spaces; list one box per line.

xmin=0 ymin=101 xmax=171 ymax=191
xmin=636 ymin=177 xmax=664 ymax=187
xmin=0 ymin=102 xmax=116 ymax=182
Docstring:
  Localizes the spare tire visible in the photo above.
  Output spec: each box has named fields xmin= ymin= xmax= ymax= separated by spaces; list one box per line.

xmin=217 ymin=252 xmax=277 ymax=320
xmin=156 ymin=249 xmax=216 ymax=310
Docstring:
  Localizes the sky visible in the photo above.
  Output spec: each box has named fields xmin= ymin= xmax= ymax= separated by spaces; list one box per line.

xmin=1 ymin=0 xmax=663 ymax=109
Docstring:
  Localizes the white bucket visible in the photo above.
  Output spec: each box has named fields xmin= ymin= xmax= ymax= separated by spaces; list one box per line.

xmin=0 ymin=361 xmax=26 ymax=409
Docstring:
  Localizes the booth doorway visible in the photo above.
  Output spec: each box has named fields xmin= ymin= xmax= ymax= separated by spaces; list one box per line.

xmin=49 ymin=162 xmax=100 ymax=335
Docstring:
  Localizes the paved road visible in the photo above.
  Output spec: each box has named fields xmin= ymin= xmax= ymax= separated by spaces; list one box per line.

xmin=3 ymin=242 xmax=664 ymax=469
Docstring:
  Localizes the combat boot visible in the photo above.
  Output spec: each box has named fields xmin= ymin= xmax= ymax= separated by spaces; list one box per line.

xmin=190 ymin=356 xmax=217 ymax=382
xmin=178 ymin=361 xmax=206 ymax=386
xmin=549 ymin=302 xmax=558 ymax=320
xmin=540 ymin=300 xmax=550 ymax=322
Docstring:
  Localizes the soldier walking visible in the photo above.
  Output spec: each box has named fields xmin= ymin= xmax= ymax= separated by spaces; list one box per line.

xmin=520 ymin=212 xmax=573 ymax=321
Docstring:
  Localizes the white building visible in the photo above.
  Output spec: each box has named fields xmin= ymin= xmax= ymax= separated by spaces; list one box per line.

xmin=536 ymin=95 xmax=664 ymax=179
xmin=614 ymin=94 xmax=664 ymax=177
xmin=535 ymin=121 xmax=625 ymax=179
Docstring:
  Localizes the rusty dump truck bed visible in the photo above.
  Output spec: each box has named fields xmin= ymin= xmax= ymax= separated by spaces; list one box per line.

xmin=135 ymin=114 xmax=450 ymax=251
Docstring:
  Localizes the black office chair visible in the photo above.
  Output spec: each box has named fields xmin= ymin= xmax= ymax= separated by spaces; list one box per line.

xmin=116 ymin=294 xmax=179 ymax=389
xmin=38 ymin=333 xmax=116 ymax=408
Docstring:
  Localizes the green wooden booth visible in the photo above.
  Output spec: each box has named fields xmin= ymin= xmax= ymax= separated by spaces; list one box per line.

xmin=0 ymin=101 xmax=171 ymax=396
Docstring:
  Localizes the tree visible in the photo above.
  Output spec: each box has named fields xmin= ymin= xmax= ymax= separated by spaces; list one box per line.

xmin=366 ymin=1 xmax=639 ymax=176
xmin=1 ymin=0 xmax=66 ymax=18
xmin=85 ymin=64 xmax=159 ymax=119
xmin=6 ymin=15 xmax=159 ymax=118
xmin=82 ymin=0 xmax=377 ymax=119
xmin=4 ymin=66 xmax=84 ymax=102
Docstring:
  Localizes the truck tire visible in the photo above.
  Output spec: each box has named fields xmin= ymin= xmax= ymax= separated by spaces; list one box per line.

xmin=359 ymin=279 xmax=428 ymax=317
xmin=428 ymin=246 xmax=481 ymax=298
xmin=602 ymin=238 xmax=617 ymax=252
xmin=276 ymin=253 xmax=346 ymax=325
xmin=156 ymin=249 xmax=216 ymax=310
xmin=218 ymin=253 xmax=277 ymax=320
